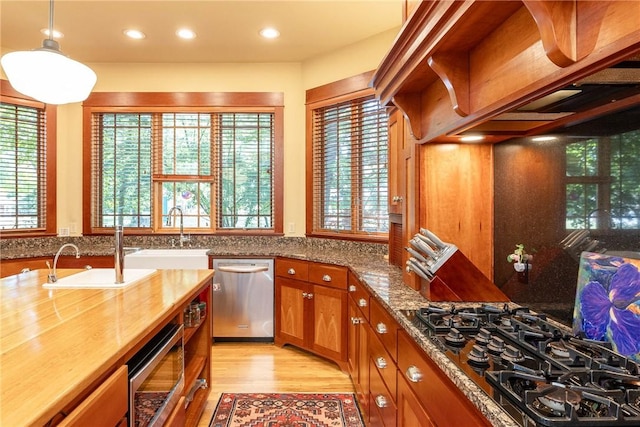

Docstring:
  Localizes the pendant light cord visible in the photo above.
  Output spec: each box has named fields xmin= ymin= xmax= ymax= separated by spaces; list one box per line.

xmin=48 ymin=0 xmax=54 ymax=40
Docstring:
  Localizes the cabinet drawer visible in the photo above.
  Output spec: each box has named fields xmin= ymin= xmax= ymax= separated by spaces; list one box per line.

xmin=276 ymin=258 xmax=309 ymax=281
xmin=397 ymin=330 xmax=490 ymax=426
xmin=370 ymin=299 xmax=398 ymax=362
xmin=309 ymin=262 xmax=347 ymax=290
xmin=348 ymin=271 xmax=370 ymax=320
xmin=58 ymin=366 xmax=128 ymax=427
xmin=369 ymin=331 xmax=397 ymax=402
xmin=369 ymin=359 xmax=397 ymax=427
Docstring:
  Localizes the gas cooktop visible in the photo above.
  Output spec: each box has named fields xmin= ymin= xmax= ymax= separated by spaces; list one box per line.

xmin=402 ymin=304 xmax=640 ymax=426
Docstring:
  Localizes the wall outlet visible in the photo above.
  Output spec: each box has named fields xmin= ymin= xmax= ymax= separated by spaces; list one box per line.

xmin=288 ymin=222 xmax=295 ymax=233
xmin=58 ymin=227 xmax=70 ymax=237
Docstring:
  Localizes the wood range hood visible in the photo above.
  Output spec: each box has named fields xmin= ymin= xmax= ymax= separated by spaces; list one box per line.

xmin=371 ymin=0 xmax=640 ymax=144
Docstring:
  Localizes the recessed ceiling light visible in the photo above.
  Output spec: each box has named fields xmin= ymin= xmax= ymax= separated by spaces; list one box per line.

xmin=460 ymin=135 xmax=485 ymax=142
xmin=40 ymin=28 xmax=63 ymax=38
xmin=123 ymin=29 xmax=146 ymax=40
xmin=260 ymin=27 xmax=280 ymax=39
xmin=532 ymin=136 xmax=558 ymax=142
xmin=176 ymin=28 xmax=196 ymax=39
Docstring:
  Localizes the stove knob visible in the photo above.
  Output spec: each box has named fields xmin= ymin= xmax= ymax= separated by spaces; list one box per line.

xmin=475 ymin=327 xmax=493 ymax=345
xmin=502 ymin=344 xmax=525 ymax=363
xmin=444 ymin=327 xmax=466 ymax=346
xmin=468 ymin=344 xmax=490 ymax=366
xmin=487 ymin=336 xmax=506 ymax=354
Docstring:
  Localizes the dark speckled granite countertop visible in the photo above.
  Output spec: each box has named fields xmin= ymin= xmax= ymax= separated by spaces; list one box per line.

xmin=2 ymin=236 xmax=519 ymax=426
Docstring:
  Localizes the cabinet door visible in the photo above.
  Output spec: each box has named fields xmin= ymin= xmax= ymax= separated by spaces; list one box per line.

xmin=397 ymin=375 xmax=435 ymax=427
xmin=388 ymin=109 xmax=405 ymax=215
xmin=275 ymin=277 xmax=308 ymax=348
xmin=310 ymin=284 xmax=347 ymax=362
xmin=347 ymin=297 xmax=360 ymax=378
xmin=58 ymin=366 xmax=128 ymax=427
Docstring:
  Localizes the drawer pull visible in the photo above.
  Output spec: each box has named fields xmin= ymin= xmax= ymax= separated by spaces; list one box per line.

xmin=351 ymin=317 xmax=361 ymax=325
xmin=376 ymin=322 xmax=388 ymax=334
xmin=405 ymin=365 xmax=423 ymax=383
xmin=348 ymin=285 xmax=356 ymax=292
xmin=287 ymin=268 xmax=296 ymax=275
xmin=306 ymin=293 xmax=314 ymax=299
xmin=302 ymin=292 xmax=308 ymax=298
xmin=322 ymin=274 xmax=332 ymax=282
xmin=375 ymin=357 xmax=387 ymax=369
xmin=358 ymin=298 xmax=368 ymax=307
xmin=375 ymin=395 xmax=388 ymax=408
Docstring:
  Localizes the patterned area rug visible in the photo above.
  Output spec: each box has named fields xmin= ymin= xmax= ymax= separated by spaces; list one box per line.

xmin=208 ymin=392 xmax=365 ymax=427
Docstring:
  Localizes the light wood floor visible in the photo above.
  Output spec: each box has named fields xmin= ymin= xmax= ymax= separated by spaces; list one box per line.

xmin=196 ymin=342 xmax=355 ymax=426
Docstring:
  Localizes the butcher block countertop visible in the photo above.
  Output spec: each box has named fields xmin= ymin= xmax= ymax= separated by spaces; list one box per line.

xmin=0 ymin=268 xmax=214 ymax=427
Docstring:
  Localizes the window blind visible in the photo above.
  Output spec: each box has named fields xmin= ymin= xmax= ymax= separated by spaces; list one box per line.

xmin=311 ymin=95 xmax=388 ymax=235
xmin=91 ymin=113 xmax=153 ymax=228
xmin=0 ymin=102 xmax=47 ymax=230
xmin=216 ymin=112 xmax=275 ymax=229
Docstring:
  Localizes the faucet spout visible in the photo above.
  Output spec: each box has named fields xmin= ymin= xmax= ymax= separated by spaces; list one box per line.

xmin=48 ymin=243 xmax=80 ymax=283
xmin=167 ymin=206 xmax=190 ymax=248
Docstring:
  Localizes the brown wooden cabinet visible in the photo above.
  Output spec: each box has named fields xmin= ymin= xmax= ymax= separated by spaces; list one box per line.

xmin=388 ymin=108 xmax=405 ymax=217
xmin=57 ymin=365 xmax=128 ymax=427
xmin=397 ymin=330 xmax=491 ymax=427
xmin=275 ymin=258 xmax=348 ymax=370
xmin=1 ymin=255 xmax=114 ymax=278
xmin=182 ymin=285 xmax=212 ymax=427
xmin=368 ymin=298 xmax=399 ymax=427
xmin=347 ymin=271 xmax=371 ymax=422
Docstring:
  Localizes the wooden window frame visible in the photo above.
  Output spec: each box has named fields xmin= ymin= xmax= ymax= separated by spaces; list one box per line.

xmin=0 ymin=80 xmax=57 ymax=238
xmin=305 ymin=71 xmax=389 ymax=243
xmin=82 ymin=92 xmax=284 ymax=236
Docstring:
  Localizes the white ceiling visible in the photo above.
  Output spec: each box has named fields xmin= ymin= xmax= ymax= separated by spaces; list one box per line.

xmin=0 ymin=0 xmax=403 ymax=64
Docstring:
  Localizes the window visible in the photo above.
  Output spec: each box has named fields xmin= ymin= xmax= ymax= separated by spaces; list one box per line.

xmin=0 ymin=80 xmax=56 ymax=236
xmin=307 ymin=72 xmax=389 ymax=241
xmin=565 ymin=130 xmax=640 ymax=229
xmin=84 ymin=92 xmax=283 ymax=235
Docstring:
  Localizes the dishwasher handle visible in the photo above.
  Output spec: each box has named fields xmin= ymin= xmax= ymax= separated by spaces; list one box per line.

xmin=217 ymin=264 xmax=269 ymax=273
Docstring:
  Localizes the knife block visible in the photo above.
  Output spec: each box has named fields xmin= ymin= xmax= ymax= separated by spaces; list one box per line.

xmin=419 ymin=249 xmax=510 ymax=302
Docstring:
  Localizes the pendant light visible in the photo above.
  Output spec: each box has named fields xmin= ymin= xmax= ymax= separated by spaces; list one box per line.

xmin=0 ymin=0 xmax=96 ymax=105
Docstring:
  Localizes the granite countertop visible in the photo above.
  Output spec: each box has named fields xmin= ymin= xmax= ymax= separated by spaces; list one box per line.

xmin=1 ymin=236 xmax=519 ymax=426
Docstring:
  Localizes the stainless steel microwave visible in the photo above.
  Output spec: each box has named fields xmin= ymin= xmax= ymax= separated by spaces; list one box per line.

xmin=128 ymin=323 xmax=184 ymax=427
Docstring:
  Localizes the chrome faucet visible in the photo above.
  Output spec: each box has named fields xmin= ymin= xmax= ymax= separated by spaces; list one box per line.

xmin=114 ymin=225 xmax=124 ymax=284
xmin=47 ymin=243 xmax=80 ymax=283
xmin=167 ymin=206 xmax=190 ymax=247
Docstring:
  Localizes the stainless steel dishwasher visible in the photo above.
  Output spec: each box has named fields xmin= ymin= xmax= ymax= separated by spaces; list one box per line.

xmin=211 ymin=258 xmax=274 ymax=341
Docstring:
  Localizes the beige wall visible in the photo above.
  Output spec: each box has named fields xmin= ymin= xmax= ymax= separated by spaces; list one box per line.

xmin=3 ymin=27 xmax=399 ymax=237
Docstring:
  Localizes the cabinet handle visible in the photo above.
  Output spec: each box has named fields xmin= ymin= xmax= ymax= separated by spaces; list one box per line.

xmin=348 ymin=285 xmax=356 ymax=292
xmin=375 ymin=357 xmax=387 ymax=369
xmin=287 ymin=268 xmax=296 ymax=275
xmin=302 ymin=292 xmax=308 ymax=298
xmin=358 ymin=298 xmax=368 ymax=307
xmin=375 ymin=395 xmax=388 ymax=408
xmin=307 ymin=293 xmax=314 ymax=299
xmin=376 ymin=322 xmax=388 ymax=334
xmin=392 ymin=196 xmax=404 ymax=203
xmin=351 ymin=317 xmax=361 ymax=325
xmin=405 ymin=365 xmax=423 ymax=383
xmin=322 ymin=274 xmax=332 ymax=282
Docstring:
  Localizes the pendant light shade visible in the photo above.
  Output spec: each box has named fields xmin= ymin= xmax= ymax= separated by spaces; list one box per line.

xmin=0 ymin=1 xmax=96 ymax=105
